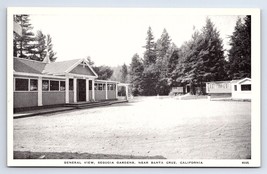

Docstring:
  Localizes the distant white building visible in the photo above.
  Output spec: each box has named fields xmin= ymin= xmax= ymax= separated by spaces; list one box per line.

xmin=231 ymin=78 xmax=251 ymax=99
xmin=206 ymin=78 xmax=251 ymax=100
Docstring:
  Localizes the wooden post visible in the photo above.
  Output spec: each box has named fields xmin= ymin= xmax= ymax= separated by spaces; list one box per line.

xmin=92 ymin=80 xmax=95 ymax=101
xmin=74 ymin=78 xmax=77 ymax=103
xmin=115 ymin=83 xmax=118 ymax=99
xmin=105 ymin=82 xmax=108 ymax=100
xmin=37 ymin=77 xmax=42 ymax=106
xmin=65 ymin=77 xmax=69 ymax=103
xmin=86 ymin=79 xmax=89 ymax=102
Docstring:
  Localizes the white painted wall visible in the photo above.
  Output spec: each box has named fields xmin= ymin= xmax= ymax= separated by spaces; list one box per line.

xmin=231 ymin=78 xmax=251 ymax=99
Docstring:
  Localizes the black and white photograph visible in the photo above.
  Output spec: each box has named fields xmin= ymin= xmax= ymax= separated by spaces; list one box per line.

xmin=7 ymin=8 xmax=261 ymax=167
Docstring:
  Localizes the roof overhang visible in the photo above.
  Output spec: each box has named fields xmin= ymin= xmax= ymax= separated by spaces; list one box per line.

xmin=118 ymin=83 xmax=131 ymax=86
xmin=14 ymin=72 xmax=66 ymax=79
xmin=231 ymin=78 xmax=251 ymax=84
xmin=237 ymin=78 xmax=251 ymax=84
xmin=95 ymin=79 xmax=119 ymax=83
xmin=67 ymin=73 xmax=98 ymax=79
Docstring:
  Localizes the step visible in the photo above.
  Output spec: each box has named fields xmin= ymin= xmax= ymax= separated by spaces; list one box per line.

xmin=14 ymin=100 xmax=129 ymax=118
xmin=64 ymin=101 xmax=100 ymax=107
xmin=14 ymin=107 xmax=75 ymax=119
xmin=77 ymin=103 xmax=111 ymax=109
xmin=74 ymin=100 xmax=127 ymax=109
xmin=111 ymin=100 xmax=128 ymax=103
xmin=64 ymin=100 xmax=117 ymax=107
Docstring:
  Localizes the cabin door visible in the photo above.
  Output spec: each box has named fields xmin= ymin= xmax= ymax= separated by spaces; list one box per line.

xmin=77 ymin=79 xmax=86 ymax=102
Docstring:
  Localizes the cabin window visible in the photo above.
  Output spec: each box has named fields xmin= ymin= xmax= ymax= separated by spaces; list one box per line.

xmin=94 ymin=83 xmax=98 ymax=90
xmin=110 ymin=84 xmax=114 ymax=90
xmin=15 ymin=78 xmax=29 ymax=91
xmin=50 ymin=80 xmax=59 ymax=91
xmin=98 ymin=84 xmax=103 ymax=90
xmin=30 ymin=79 xmax=38 ymax=91
xmin=103 ymin=84 xmax=106 ymax=90
xmin=42 ymin=80 xmax=49 ymax=91
xmin=69 ymin=79 xmax=73 ymax=91
xmin=60 ymin=81 xmax=65 ymax=91
xmin=241 ymin=84 xmax=251 ymax=91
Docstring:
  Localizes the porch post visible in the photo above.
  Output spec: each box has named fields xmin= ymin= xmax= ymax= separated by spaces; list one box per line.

xmin=37 ymin=76 xmax=42 ymax=106
xmin=115 ymin=83 xmax=118 ymax=99
xmin=105 ymin=82 xmax=108 ymax=100
xmin=86 ymin=79 xmax=89 ymax=102
xmin=92 ymin=79 xmax=95 ymax=101
xmin=65 ymin=77 xmax=69 ymax=103
xmin=74 ymin=78 xmax=77 ymax=103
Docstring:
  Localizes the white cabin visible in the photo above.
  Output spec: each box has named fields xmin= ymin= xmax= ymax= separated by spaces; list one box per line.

xmin=231 ymin=78 xmax=251 ymax=99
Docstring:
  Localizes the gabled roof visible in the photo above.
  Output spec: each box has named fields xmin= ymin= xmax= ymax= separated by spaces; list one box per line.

xmin=42 ymin=59 xmax=80 ymax=74
xmin=231 ymin=78 xmax=251 ymax=84
xmin=14 ymin=57 xmax=98 ymax=77
xmin=14 ymin=58 xmax=46 ymax=74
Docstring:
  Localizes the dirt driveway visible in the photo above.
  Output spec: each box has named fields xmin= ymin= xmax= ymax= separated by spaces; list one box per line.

xmin=13 ymin=97 xmax=251 ymax=159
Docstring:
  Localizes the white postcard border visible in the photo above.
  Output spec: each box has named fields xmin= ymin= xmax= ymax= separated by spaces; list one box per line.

xmin=7 ymin=7 xmax=261 ymax=167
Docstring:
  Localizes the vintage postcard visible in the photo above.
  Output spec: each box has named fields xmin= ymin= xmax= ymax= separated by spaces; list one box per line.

xmin=7 ymin=8 xmax=261 ymax=167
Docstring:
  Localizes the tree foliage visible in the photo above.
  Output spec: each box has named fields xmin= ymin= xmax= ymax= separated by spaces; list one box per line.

xmin=46 ymin=34 xmax=57 ymax=62
xmin=14 ymin=15 xmax=35 ymax=58
xmin=93 ymin=66 xmax=113 ymax=80
xmin=129 ymin=54 xmax=144 ymax=96
xmin=166 ymin=49 xmax=181 ymax=87
xmin=200 ymin=18 xmax=226 ymax=82
xmin=143 ymin=26 xmax=156 ymax=66
xmin=154 ymin=29 xmax=173 ymax=95
xmin=84 ymin=56 xmax=114 ymax=80
xmin=171 ymin=18 xmax=227 ymax=94
xmin=228 ymin=15 xmax=251 ymax=79
xmin=128 ymin=18 xmax=232 ymax=96
xmin=86 ymin=56 xmax=95 ymax=66
xmin=120 ymin=63 xmax=128 ymax=83
xmin=141 ymin=27 xmax=158 ymax=95
xmin=13 ymin=15 xmax=57 ymax=62
xmin=32 ymin=30 xmax=47 ymax=61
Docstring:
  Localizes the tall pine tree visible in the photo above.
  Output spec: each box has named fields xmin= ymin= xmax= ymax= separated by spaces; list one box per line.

xmin=155 ymin=29 xmax=173 ymax=95
xmin=120 ymin=63 xmax=128 ymax=83
xmin=178 ymin=18 xmax=227 ymax=94
xmin=166 ymin=48 xmax=180 ymax=88
xmin=142 ymin=27 xmax=158 ymax=95
xmin=15 ymin=15 xmax=35 ymax=58
xmin=228 ymin=15 xmax=251 ymax=79
xmin=129 ymin=54 xmax=144 ymax=96
xmin=33 ymin=30 xmax=47 ymax=61
xmin=200 ymin=18 xmax=226 ymax=83
xmin=46 ymin=34 xmax=57 ymax=62
xmin=143 ymin=26 xmax=156 ymax=66
xmin=179 ymin=31 xmax=205 ymax=94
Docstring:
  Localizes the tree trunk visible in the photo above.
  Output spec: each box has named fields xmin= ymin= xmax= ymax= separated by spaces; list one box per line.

xmin=190 ymin=82 xmax=195 ymax=95
xmin=13 ymin=40 xmax=17 ymax=57
xmin=19 ymin=40 xmax=23 ymax=57
xmin=200 ymin=81 xmax=204 ymax=95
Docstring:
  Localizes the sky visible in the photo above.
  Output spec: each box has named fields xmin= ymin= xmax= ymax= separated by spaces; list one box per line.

xmin=28 ymin=9 xmax=244 ymax=67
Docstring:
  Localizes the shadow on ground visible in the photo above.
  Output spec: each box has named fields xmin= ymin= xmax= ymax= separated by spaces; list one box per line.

xmin=14 ymin=151 xmax=166 ymax=159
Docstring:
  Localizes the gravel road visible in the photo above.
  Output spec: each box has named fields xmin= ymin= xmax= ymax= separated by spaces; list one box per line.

xmin=13 ymin=97 xmax=251 ymax=159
